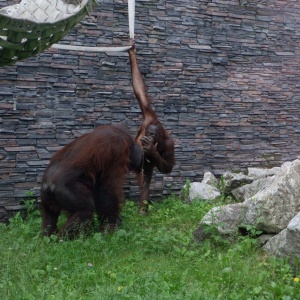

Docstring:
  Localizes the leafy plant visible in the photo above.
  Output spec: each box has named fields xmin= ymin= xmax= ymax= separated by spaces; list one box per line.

xmin=182 ymin=178 xmax=191 ymax=201
xmin=214 ymin=175 xmax=237 ymax=205
xmin=22 ymin=190 xmax=40 ymax=218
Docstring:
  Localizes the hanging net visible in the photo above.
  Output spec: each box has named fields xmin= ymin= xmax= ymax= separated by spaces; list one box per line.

xmin=0 ymin=0 xmax=94 ymax=67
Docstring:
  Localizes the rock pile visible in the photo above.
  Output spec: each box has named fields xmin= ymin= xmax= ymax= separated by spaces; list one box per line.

xmin=188 ymin=159 xmax=300 ymax=262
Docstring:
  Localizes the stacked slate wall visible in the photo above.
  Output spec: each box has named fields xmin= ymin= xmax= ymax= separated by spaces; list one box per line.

xmin=1 ymin=0 xmax=300 ymax=222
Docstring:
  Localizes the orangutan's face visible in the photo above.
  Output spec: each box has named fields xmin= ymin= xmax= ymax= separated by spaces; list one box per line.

xmin=145 ymin=124 xmax=159 ymax=144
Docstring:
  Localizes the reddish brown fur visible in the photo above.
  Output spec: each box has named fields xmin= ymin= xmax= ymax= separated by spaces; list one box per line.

xmin=128 ymin=45 xmax=175 ymax=213
xmin=40 ymin=124 xmax=142 ymax=237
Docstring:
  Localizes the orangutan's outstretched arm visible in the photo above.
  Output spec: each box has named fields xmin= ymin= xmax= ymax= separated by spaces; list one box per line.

xmin=128 ymin=45 xmax=151 ymax=116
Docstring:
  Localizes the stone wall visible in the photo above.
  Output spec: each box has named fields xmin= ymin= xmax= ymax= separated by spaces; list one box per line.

xmin=1 ymin=0 xmax=300 ymax=222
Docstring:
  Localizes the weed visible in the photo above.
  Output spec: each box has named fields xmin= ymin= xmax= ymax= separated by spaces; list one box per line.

xmin=182 ymin=178 xmax=191 ymax=201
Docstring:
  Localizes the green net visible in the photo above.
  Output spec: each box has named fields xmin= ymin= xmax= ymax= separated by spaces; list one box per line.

xmin=0 ymin=0 xmax=94 ymax=66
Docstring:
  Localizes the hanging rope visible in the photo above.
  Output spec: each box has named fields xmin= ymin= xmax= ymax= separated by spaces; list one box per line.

xmin=52 ymin=44 xmax=132 ymax=52
xmin=52 ymin=0 xmax=135 ymax=52
xmin=0 ymin=0 xmax=135 ymax=66
xmin=128 ymin=0 xmax=135 ymax=40
xmin=0 ymin=0 xmax=95 ymax=67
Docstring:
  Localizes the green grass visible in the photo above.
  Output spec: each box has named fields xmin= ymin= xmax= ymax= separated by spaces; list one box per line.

xmin=1 ymin=196 xmax=300 ymax=300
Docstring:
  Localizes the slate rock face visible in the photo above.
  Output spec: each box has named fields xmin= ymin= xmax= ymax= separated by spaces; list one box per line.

xmin=1 ymin=0 xmax=300 ymax=222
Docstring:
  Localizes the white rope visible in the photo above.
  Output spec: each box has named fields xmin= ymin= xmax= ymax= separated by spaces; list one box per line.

xmin=51 ymin=44 xmax=132 ymax=52
xmin=51 ymin=0 xmax=135 ymax=52
xmin=128 ymin=0 xmax=135 ymax=40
